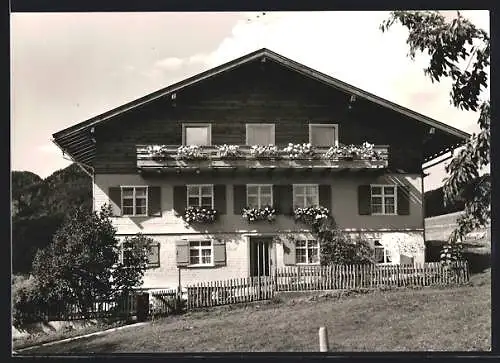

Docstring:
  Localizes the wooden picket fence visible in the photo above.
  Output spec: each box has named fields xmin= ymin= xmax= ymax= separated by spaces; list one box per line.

xmin=150 ymin=289 xmax=181 ymax=316
xmin=186 ymin=262 xmax=469 ymax=309
xmin=22 ymin=293 xmax=138 ymax=322
xmin=186 ymin=276 xmax=275 ymax=309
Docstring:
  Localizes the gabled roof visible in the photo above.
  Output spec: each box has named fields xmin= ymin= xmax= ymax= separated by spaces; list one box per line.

xmin=52 ymin=48 xmax=470 ymax=168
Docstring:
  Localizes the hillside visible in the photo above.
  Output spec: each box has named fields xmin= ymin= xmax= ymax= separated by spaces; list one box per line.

xmin=12 ymin=164 xmax=92 ymax=274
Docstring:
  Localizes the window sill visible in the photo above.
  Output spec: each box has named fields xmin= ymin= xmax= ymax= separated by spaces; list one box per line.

xmin=371 ymin=213 xmax=398 ymax=216
xmin=187 ymin=264 xmax=215 ymax=268
xmin=296 ymin=263 xmax=321 ymax=266
xmin=121 ymin=214 xmax=149 ymax=218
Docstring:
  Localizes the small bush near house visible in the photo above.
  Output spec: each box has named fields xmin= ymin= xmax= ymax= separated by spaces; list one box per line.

xmin=314 ymin=216 xmax=374 ymax=265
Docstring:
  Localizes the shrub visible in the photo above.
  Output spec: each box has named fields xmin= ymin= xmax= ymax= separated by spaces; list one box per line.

xmin=12 ymin=275 xmax=47 ymax=327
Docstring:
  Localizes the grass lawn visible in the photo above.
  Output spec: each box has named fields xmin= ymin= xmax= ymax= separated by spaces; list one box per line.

xmin=19 ymin=274 xmax=490 ymax=354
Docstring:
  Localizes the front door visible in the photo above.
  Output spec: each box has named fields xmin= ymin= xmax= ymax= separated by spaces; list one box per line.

xmin=250 ymin=237 xmax=273 ymax=277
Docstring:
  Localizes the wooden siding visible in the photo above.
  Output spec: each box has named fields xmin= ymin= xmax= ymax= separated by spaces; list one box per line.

xmin=94 ymin=59 xmax=426 ymax=173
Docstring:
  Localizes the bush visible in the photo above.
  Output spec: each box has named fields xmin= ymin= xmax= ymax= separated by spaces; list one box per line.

xmin=12 ymin=275 xmax=47 ymax=327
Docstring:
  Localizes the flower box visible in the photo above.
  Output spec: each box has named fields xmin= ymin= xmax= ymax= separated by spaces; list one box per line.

xmin=242 ymin=206 xmax=277 ymax=222
xmin=176 ymin=145 xmax=208 ymax=160
xmin=250 ymin=144 xmax=279 ymax=159
xmin=283 ymin=143 xmax=316 ymax=159
xmin=217 ymin=144 xmax=240 ymax=159
xmin=182 ymin=206 xmax=217 ymax=224
xmin=293 ymin=206 xmax=330 ymax=225
xmin=324 ymin=142 xmax=380 ymax=161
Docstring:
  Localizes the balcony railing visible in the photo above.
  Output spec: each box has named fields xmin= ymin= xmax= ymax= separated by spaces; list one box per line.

xmin=136 ymin=144 xmax=389 ymax=171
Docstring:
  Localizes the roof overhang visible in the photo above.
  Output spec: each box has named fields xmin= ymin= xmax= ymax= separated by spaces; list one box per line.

xmin=52 ymin=48 xmax=470 ymax=167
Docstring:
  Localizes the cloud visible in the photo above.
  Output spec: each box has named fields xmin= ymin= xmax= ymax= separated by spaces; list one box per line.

xmin=38 ymin=143 xmax=63 ymax=155
xmin=154 ymin=57 xmax=185 ymax=71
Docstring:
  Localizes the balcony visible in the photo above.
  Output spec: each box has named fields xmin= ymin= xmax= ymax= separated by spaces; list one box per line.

xmin=136 ymin=143 xmax=389 ymax=174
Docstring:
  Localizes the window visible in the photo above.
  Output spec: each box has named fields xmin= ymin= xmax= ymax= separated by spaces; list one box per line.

xmin=373 ymin=240 xmax=392 ymax=264
xmin=371 ymin=185 xmax=397 ymax=215
xmin=189 ymin=240 xmax=213 ymax=266
xmin=183 ymin=124 xmax=211 ymax=146
xmin=296 ymin=240 xmax=320 ymax=264
xmin=187 ymin=185 xmax=214 ymax=208
xmin=293 ymin=184 xmax=319 ymax=208
xmin=309 ymin=124 xmax=339 ymax=147
xmin=121 ymin=242 xmax=160 ymax=269
xmin=247 ymin=184 xmax=273 ymax=208
xmin=246 ymin=123 xmax=275 ymax=145
xmin=121 ymin=186 xmax=148 ymax=216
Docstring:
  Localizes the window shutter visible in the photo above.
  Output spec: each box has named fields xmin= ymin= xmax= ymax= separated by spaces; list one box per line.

xmin=282 ymin=238 xmax=296 ymax=265
xmin=109 ymin=187 xmax=122 ymax=216
xmin=400 ymin=254 xmax=414 ymax=266
xmin=358 ymin=185 xmax=371 ymax=215
xmin=214 ymin=185 xmax=227 ymax=214
xmin=176 ymin=240 xmax=189 ymax=267
xmin=397 ymin=185 xmax=410 ymax=215
xmin=233 ymin=185 xmax=247 ymax=214
xmin=274 ymin=185 xmax=293 ymax=215
xmin=213 ymin=240 xmax=226 ymax=266
xmin=319 ymin=185 xmax=332 ymax=210
xmin=147 ymin=243 xmax=160 ymax=268
xmin=148 ymin=186 xmax=162 ymax=216
xmin=173 ymin=186 xmax=187 ymax=216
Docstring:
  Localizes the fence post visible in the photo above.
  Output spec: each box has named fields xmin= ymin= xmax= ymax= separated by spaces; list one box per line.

xmin=319 ymin=326 xmax=329 ymax=352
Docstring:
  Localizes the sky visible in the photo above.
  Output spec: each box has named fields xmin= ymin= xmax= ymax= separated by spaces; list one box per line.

xmin=10 ymin=11 xmax=490 ymax=191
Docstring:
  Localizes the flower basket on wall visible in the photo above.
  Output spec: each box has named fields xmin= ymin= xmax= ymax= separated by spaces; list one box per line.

xmin=293 ymin=206 xmax=330 ymax=225
xmin=282 ymin=143 xmax=316 ymax=159
xmin=217 ymin=144 xmax=240 ymax=159
xmin=176 ymin=145 xmax=208 ymax=160
xmin=182 ymin=207 xmax=218 ymax=224
xmin=242 ymin=206 xmax=277 ymax=223
xmin=250 ymin=145 xmax=279 ymax=159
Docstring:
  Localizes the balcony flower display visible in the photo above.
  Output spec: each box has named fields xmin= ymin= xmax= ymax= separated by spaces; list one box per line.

xmin=250 ymin=144 xmax=279 ymax=159
xmin=176 ymin=145 xmax=207 ymax=160
xmin=183 ymin=206 xmax=217 ymax=224
xmin=145 ymin=145 xmax=169 ymax=160
xmin=324 ymin=142 xmax=380 ymax=161
xmin=293 ymin=206 xmax=330 ymax=225
xmin=217 ymin=144 xmax=240 ymax=159
xmin=283 ymin=143 xmax=316 ymax=159
xmin=242 ymin=206 xmax=276 ymax=222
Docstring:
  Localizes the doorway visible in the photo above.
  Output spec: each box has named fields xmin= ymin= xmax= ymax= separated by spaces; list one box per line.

xmin=249 ymin=236 xmax=273 ymax=277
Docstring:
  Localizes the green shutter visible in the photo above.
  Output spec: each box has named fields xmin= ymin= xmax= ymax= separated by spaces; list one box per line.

xmin=176 ymin=240 xmax=189 ymax=267
xmin=358 ymin=185 xmax=371 ymax=215
xmin=173 ymin=186 xmax=187 ymax=216
xmin=319 ymin=184 xmax=332 ymax=210
xmin=282 ymin=238 xmax=296 ymax=265
xmin=275 ymin=185 xmax=293 ymax=215
xmin=214 ymin=185 xmax=227 ymax=214
xmin=213 ymin=240 xmax=226 ymax=266
xmin=233 ymin=185 xmax=247 ymax=215
xmin=109 ymin=187 xmax=122 ymax=216
xmin=148 ymin=186 xmax=162 ymax=216
xmin=397 ymin=185 xmax=410 ymax=215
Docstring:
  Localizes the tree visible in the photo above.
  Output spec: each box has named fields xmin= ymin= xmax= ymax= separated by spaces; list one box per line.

xmin=380 ymin=11 xmax=490 ymax=248
xmin=32 ymin=205 xmax=151 ymax=316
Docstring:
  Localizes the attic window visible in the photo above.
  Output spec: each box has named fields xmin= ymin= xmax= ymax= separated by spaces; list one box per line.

xmin=309 ymin=124 xmax=339 ymax=147
xmin=183 ymin=123 xmax=212 ymax=146
xmin=246 ymin=124 xmax=275 ymax=145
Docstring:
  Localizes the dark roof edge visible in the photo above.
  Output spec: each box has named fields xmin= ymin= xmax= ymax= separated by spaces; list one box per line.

xmin=53 ymin=48 xmax=471 ymax=142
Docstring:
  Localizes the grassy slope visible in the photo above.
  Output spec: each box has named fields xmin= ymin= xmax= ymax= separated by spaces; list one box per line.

xmin=22 ymin=279 xmax=490 ymax=353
